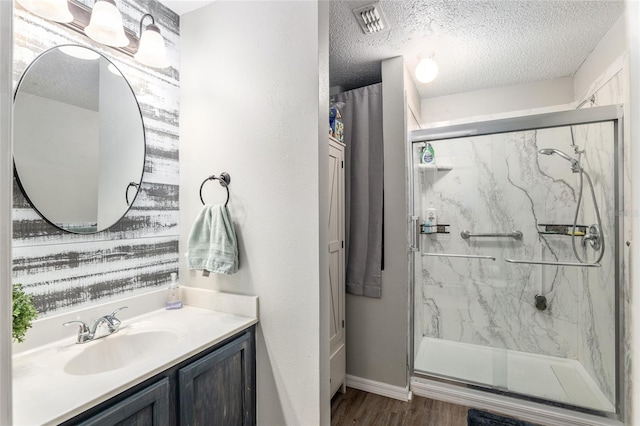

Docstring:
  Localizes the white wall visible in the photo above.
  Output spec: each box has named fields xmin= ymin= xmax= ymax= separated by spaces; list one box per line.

xmin=97 ymin=60 xmax=145 ymax=229
xmin=421 ymin=77 xmax=574 ymax=125
xmin=0 ymin=1 xmax=12 ymax=423
xmin=179 ymin=2 xmax=329 ymax=424
xmin=345 ymin=57 xmax=410 ymax=390
xmin=14 ymin=93 xmax=99 ymax=223
xmin=404 ymin=63 xmax=422 ymax=129
xmin=574 ymin=14 xmax=627 ymax=103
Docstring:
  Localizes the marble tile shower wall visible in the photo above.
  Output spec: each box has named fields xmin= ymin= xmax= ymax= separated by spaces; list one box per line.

xmin=574 ymin=71 xmax=625 ymax=405
xmin=12 ymin=0 xmax=180 ymax=316
xmin=417 ymin=120 xmax=616 ymax=400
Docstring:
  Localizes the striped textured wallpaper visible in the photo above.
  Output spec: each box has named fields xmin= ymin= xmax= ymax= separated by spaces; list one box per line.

xmin=12 ymin=0 xmax=180 ymax=316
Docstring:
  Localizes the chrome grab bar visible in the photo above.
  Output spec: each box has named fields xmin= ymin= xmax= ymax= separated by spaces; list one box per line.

xmin=461 ymin=230 xmax=523 ymax=240
xmin=505 ymin=259 xmax=600 ymax=267
xmin=409 ymin=216 xmax=419 ymax=252
xmin=422 ymin=252 xmax=496 ymax=261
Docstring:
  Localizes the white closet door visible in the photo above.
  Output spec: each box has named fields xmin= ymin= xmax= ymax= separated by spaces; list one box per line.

xmin=329 ymin=137 xmax=345 ymax=397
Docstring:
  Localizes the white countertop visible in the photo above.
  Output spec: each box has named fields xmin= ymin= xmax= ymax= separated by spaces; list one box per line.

xmin=12 ymin=290 xmax=258 ymax=426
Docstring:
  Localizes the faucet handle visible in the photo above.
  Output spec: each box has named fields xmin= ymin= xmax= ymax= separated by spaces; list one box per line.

xmin=110 ymin=306 xmax=128 ymax=318
xmin=63 ymin=320 xmax=89 ymax=332
xmin=106 ymin=306 xmax=128 ymax=331
xmin=63 ymin=320 xmax=91 ymax=343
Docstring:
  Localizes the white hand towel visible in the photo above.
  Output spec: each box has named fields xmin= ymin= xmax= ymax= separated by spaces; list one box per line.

xmin=187 ymin=204 xmax=239 ymax=275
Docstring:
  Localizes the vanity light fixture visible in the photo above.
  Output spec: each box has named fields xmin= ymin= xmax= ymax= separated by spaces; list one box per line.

xmin=15 ymin=0 xmax=171 ymax=69
xmin=415 ymin=52 xmax=438 ymax=84
xmin=134 ymin=14 xmax=170 ymax=69
xmin=15 ymin=0 xmax=73 ymax=23
xmin=84 ymin=0 xmax=129 ymax=47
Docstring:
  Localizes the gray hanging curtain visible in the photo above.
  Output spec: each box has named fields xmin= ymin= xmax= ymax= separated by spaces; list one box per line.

xmin=334 ymin=83 xmax=383 ymax=298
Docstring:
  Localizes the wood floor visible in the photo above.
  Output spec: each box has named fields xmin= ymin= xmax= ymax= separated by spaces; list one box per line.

xmin=331 ymin=387 xmax=469 ymax=426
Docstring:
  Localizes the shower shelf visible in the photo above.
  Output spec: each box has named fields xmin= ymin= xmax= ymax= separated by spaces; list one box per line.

xmin=417 ymin=163 xmax=453 ymax=171
xmin=420 ymin=224 xmax=450 ymax=234
xmin=537 ymin=224 xmax=588 ymax=236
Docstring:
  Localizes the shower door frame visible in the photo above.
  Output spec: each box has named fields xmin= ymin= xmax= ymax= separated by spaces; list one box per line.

xmin=407 ymin=104 xmax=625 ymax=418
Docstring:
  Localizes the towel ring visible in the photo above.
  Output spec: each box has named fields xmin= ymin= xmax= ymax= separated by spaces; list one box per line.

xmin=199 ymin=172 xmax=231 ymax=207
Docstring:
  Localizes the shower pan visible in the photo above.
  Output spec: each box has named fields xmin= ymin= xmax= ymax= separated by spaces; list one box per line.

xmin=408 ymin=106 xmax=624 ymax=422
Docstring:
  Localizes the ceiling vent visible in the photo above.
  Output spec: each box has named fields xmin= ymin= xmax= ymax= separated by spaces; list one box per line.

xmin=353 ymin=3 xmax=389 ymax=35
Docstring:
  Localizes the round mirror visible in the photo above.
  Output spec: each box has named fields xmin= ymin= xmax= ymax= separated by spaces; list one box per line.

xmin=13 ymin=45 xmax=145 ymax=233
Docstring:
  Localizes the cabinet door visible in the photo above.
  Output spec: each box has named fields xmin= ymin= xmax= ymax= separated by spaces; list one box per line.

xmin=329 ymin=138 xmax=346 ymax=397
xmin=179 ymin=332 xmax=255 ymax=426
xmin=78 ymin=378 xmax=170 ymax=426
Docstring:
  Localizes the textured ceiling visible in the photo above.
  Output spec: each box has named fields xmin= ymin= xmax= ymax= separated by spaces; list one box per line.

xmin=330 ymin=0 xmax=625 ymax=98
xmin=20 ymin=48 xmax=99 ymax=111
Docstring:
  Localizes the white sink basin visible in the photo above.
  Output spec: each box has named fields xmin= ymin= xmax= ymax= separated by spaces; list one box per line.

xmin=64 ymin=325 xmax=182 ymax=376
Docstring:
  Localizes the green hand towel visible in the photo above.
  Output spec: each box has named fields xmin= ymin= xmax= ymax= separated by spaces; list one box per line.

xmin=188 ymin=204 xmax=239 ymax=275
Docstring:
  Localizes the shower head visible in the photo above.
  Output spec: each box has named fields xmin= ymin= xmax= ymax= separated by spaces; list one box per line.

xmin=538 ymin=148 xmax=581 ymax=172
xmin=538 ymin=148 xmax=574 ymax=162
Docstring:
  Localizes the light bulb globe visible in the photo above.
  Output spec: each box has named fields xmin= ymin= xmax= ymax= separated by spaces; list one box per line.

xmin=84 ymin=0 xmax=129 ymax=48
xmin=416 ymin=58 xmax=438 ymax=84
xmin=16 ymin=0 xmax=73 ymax=23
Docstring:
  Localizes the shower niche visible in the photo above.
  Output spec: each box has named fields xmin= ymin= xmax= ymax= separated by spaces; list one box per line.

xmin=410 ymin=106 xmax=623 ymax=417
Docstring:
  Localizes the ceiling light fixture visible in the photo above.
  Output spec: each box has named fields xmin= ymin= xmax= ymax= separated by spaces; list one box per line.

xmin=134 ymin=14 xmax=170 ymax=69
xmin=353 ymin=3 xmax=389 ymax=35
xmin=415 ymin=53 xmax=438 ymax=84
xmin=16 ymin=0 xmax=73 ymax=23
xmin=84 ymin=0 xmax=128 ymax=47
xmin=16 ymin=0 xmax=171 ymax=69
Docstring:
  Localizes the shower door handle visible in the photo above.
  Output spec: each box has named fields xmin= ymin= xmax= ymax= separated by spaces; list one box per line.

xmin=409 ymin=216 xmax=419 ymax=252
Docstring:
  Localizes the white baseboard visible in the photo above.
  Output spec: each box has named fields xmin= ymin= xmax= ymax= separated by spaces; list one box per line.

xmin=345 ymin=375 xmax=410 ymax=402
xmin=411 ymin=377 xmax=622 ymax=426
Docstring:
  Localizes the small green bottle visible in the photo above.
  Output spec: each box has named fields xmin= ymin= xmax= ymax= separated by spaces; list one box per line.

xmin=421 ymin=143 xmax=435 ymax=164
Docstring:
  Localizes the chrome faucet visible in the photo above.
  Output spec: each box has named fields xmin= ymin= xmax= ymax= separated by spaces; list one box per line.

xmin=63 ymin=306 xmax=128 ymax=344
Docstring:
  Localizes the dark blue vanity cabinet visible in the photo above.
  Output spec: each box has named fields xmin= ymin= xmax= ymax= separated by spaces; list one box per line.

xmin=63 ymin=326 xmax=256 ymax=426
xmin=77 ymin=379 xmax=170 ymax=426
xmin=179 ymin=331 xmax=254 ymax=425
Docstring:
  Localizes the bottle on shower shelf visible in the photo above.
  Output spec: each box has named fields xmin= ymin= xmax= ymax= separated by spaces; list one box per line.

xmin=425 ymin=207 xmax=437 ymax=233
xmin=421 ymin=143 xmax=435 ymax=164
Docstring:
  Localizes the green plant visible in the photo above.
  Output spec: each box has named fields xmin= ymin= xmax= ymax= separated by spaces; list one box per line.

xmin=12 ymin=283 xmax=38 ymax=343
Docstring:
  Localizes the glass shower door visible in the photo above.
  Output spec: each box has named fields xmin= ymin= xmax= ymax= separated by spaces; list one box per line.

xmin=410 ymin=111 xmax=620 ymax=415
xmin=411 ymin=137 xmax=510 ymax=391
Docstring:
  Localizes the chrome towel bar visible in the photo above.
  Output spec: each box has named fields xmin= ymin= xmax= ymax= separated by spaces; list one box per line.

xmin=422 ymin=253 xmax=496 ymax=261
xmin=505 ymin=259 xmax=600 ymax=267
xmin=461 ymin=230 xmax=523 ymax=240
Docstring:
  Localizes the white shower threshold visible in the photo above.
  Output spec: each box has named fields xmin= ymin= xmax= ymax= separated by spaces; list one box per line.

xmin=414 ymin=337 xmax=615 ymax=414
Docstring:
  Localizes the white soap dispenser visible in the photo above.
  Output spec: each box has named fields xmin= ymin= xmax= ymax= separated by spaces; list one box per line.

xmin=425 ymin=207 xmax=437 ymax=233
xmin=165 ymin=272 xmax=183 ymax=310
